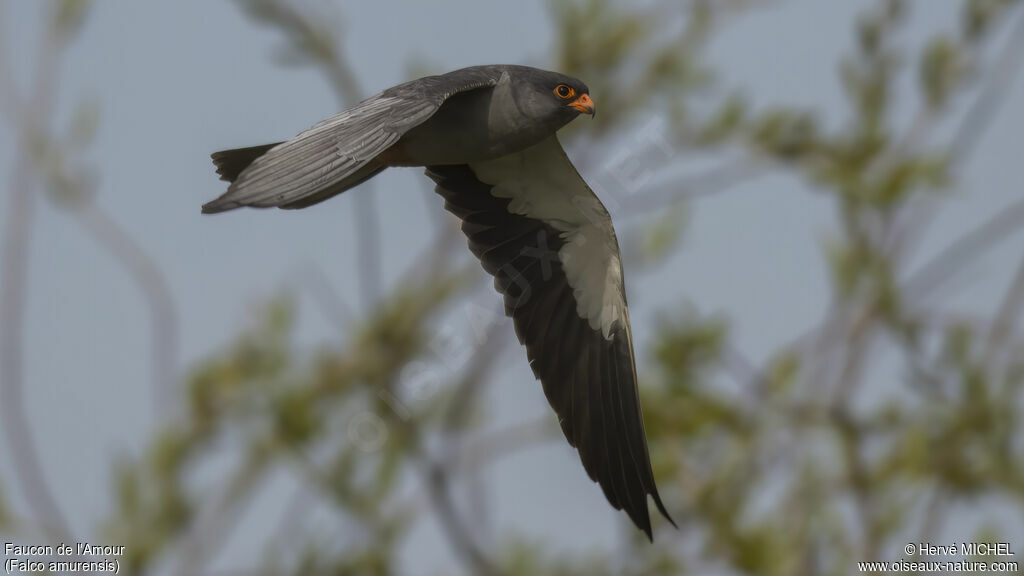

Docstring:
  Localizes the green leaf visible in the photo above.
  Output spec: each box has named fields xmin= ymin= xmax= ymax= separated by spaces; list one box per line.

xmin=53 ymin=0 xmax=91 ymax=42
xmin=640 ymin=201 xmax=687 ymax=266
xmin=654 ymin=309 xmax=727 ymax=390
xmin=698 ymin=93 xmax=747 ymax=145
xmin=920 ymin=36 xmax=962 ymax=110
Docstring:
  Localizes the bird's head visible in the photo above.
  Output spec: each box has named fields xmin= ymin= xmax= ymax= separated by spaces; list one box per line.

xmin=551 ymin=78 xmax=596 ymax=118
xmin=508 ymin=67 xmax=596 ymax=127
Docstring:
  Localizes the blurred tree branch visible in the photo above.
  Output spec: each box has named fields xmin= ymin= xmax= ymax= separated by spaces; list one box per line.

xmin=0 ymin=0 xmax=81 ymax=544
xmin=74 ymin=203 xmax=180 ymax=418
xmin=948 ymin=2 xmax=1024 ymax=162
xmin=2 ymin=4 xmax=182 ymax=564
xmin=904 ymin=197 xmax=1024 ymax=302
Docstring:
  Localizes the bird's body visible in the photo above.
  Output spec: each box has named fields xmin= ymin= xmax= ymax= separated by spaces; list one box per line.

xmin=391 ymin=73 xmax=569 ymax=165
xmin=204 ymin=64 xmax=675 ymax=539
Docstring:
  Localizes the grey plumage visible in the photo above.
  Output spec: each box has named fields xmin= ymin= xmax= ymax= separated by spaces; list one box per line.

xmin=204 ymin=64 xmax=675 ymax=539
xmin=211 ymin=142 xmax=282 ymax=183
xmin=203 ymin=65 xmax=551 ymax=213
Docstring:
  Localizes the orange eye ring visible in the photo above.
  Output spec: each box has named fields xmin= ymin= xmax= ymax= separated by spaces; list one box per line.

xmin=554 ymin=84 xmax=575 ymax=99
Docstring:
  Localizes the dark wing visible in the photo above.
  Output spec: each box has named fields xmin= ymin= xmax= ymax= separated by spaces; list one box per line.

xmin=426 ymin=136 xmax=676 ymax=539
xmin=202 ymin=67 xmax=502 ymax=214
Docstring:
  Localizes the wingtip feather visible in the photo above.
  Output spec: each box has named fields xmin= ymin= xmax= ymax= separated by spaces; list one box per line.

xmin=201 ymin=199 xmax=234 ymax=214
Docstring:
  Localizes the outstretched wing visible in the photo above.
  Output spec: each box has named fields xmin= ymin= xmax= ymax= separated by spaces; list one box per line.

xmin=202 ymin=67 xmax=501 ymax=214
xmin=426 ymin=136 xmax=676 ymax=539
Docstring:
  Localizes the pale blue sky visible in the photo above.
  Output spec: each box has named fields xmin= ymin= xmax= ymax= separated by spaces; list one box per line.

xmin=1 ymin=1 xmax=1022 ymax=574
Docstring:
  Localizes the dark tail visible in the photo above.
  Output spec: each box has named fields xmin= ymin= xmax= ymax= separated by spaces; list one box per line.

xmin=210 ymin=143 xmax=283 ymax=183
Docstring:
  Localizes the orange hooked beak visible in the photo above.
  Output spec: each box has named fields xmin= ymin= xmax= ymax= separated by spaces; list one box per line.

xmin=568 ymin=93 xmax=596 ymax=117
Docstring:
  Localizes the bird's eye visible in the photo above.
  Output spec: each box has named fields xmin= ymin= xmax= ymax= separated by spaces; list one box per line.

xmin=554 ymin=84 xmax=574 ymax=99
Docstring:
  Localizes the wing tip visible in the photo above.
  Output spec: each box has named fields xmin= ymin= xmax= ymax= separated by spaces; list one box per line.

xmin=630 ymin=492 xmax=678 ymax=542
xmin=656 ymin=500 xmax=678 ymax=530
xmin=201 ymin=198 xmax=236 ymax=214
xmin=651 ymin=491 xmax=678 ymax=529
xmin=640 ymin=522 xmax=654 ymax=543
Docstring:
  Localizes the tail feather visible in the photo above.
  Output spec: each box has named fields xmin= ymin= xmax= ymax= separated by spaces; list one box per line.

xmin=210 ymin=143 xmax=283 ymax=184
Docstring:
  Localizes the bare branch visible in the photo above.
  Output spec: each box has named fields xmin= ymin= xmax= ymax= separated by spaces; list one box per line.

xmin=76 ymin=204 xmax=179 ymax=419
xmin=176 ymin=451 xmax=267 ymax=576
xmin=619 ymin=159 xmax=772 ymax=221
xmin=457 ymin=417 xmax=558 ymax=476
xmin=441 ymin=319 xmax=509 ymax=432
xmin=420 ymin=457 xmax=506 ymax=576
xmin=297 ymin=260 xmax=355 ymax=338
xmin=0 ymin=3 xmax=72 ymax=544
xmin=983 ymin=253 xmax=1024 ymax=368
xmin=904 ymin=197 xmax=1024 ymax=301
xmin=949 ymin=4 xmax=1024 ymax=164
xmin=352 ymin=193 xmax=382 ymax=310
xmin=0 ymin=150 xmax=69 ymax=542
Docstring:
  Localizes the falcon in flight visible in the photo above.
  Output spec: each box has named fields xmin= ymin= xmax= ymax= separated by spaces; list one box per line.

xmin=204 ymin=64 xmax=676 ymax=539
